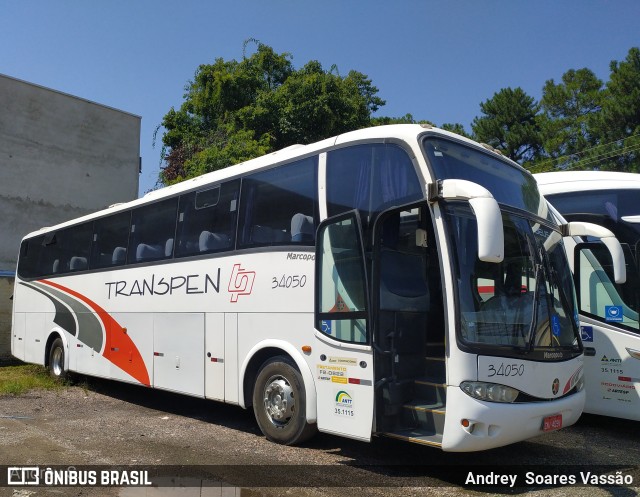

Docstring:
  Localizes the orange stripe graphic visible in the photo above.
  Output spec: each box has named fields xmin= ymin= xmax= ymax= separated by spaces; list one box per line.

xmin=40 ymin=279 xmax=151 ymax=386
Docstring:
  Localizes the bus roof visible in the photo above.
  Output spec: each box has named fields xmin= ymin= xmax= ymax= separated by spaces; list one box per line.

xmin=535 ymin=171 xmax=640 ymax=196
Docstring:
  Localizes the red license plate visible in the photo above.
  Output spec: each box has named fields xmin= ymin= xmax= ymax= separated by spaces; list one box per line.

xmin=543 ymin=414 xmax=562 ymax=431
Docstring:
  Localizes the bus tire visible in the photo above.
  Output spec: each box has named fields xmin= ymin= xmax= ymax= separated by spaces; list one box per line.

xmin=48 ymin=337 xmax=70 ymax=381
xmin=253 ymin=356 xmax=317 ymax=445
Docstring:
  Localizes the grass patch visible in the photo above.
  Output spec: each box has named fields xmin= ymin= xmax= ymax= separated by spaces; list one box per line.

xmin=0 ymin=364 xmax=64 ymax=395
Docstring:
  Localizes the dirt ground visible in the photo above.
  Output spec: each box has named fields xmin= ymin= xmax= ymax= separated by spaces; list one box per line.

xmin=0 ymin=373 xmax=639 ymax=497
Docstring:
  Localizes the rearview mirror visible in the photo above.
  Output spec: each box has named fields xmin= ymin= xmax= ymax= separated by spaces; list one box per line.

xmin=429 ymin=179 xmax=504 ymax=263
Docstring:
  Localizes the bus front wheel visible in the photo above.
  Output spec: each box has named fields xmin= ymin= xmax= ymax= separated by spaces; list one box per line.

xmin=48 ymin=337 xmax=69 ymax=381
xmin=253 ymin=356 xmax=317 ymax=445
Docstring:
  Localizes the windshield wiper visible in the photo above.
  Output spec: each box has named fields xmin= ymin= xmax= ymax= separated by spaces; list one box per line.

xmin=524 ymin=263 xmax=543 ymax=353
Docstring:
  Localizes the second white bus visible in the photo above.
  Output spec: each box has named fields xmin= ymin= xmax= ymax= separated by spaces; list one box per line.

xmin=537 ymin=171 xmax=640 ymax=420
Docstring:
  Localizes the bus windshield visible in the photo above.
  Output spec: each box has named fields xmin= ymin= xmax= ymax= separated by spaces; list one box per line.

xmin=422 ymin=137 xmax=552 ymax=221
xmin=421 ymin=136 xmax=579 ymax=358
xmin=444 ymin=204 xmax=580 ymax=358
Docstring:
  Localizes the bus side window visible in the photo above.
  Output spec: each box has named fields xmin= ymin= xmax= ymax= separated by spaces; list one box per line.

xmin=577 ymin=244 xmax=640 ymax=332
xmin=38 ymin=224 xmax=93 ymax=276
xmin=128 ymin=197 xmax=178 ymax=264
xmin=175 ymin=180 xmax=240 ymax=258
xmin=238 ymin=157 xmax=318 ymax=248
xmin=91 ymin=211 xmax=131 ymax=269
xmin=326 ymin=143 xmax=422 ymax=222
xmin=17 ymin=235 xmax=44 ymax=279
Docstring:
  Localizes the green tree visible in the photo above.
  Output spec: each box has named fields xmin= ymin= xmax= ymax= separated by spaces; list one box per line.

xmin=158 ymin=42 xmax=385 ymax=185
xmin=440 ymin=122 xmax=471 ymax=138
xmin=471 ymin=87 xmax=543 ymax=163
xmin=241 ymin=61 xmax=384 ymax=146
xmin=536 ymin=68 xmax=604 ymax=171
xmin=589 ymin=47 xmax=640 ymax=172
xmin=158 ymin=42 xmax=293 ymax=184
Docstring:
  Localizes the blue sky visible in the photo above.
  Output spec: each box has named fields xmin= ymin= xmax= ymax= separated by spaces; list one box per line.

xmin=2 ymin=1 xmax=639 ymax=196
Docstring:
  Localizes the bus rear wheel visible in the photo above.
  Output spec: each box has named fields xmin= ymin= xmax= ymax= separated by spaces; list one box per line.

xmin=253 ymin=356 xmax=317 ymax=445
xmin=48 ymin=337 xmax=70 ymax=381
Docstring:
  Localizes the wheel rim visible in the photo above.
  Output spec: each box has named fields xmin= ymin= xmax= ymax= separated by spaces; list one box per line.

xmin=51 ymin=347 xmax=64 ymax=377
xmin=263 ymin=375 xmax=295 ymax=427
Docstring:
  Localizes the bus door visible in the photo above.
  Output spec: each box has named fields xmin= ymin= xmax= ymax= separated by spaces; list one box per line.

xmin=575 ymin=242 xmax=640 ymax=420
xmin=372 ymin=202 xmax=446 ymax=443
xmin=314 ymin=211 xmax=374 ymax=441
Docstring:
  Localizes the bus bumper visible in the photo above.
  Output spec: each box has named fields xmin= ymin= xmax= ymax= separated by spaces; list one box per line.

xmin=441 ymin=386 xmax=585 ymax=452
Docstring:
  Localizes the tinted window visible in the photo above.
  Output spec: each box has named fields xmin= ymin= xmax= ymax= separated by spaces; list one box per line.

xmin=239 ymin=157 xmax=318 ymax=247
xmin=37 ymin=223 xmax=93 ymax=275
xmin=17 ymin=235 xmax=45 ymax=279
xmin=326 ymin=144 xmax=422 ymax=223
xmin=546 ymin=189 xmax=640 ymax=261
xmin=91 ymin=211 xmax=131 ymax=268
xmin=317 ymin=213 xmax=368 ymax=344
xmin=576 ymin=244 xmax=640 ymax=333
xmin=422 ymin=138 xmax=550 ymax=220
xmin=129 ymin=198 xmax=179 ymax=263
xmin=176 ymin=180 xmax=240 ymax=257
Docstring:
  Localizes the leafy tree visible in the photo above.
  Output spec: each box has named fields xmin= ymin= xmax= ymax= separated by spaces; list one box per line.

xmin=241 ymin=61 xmax=384 ymax=146
xmin=471 ymin=87 xmax=543 ymax=164
xmin=158 ymin=42 xmax=293 ymax=184
xmin=536 ymin=68 xmax=604 ymax=170
xmin=440 ymin=122 xmax=471 ymax=138
xmin=370 ymin=113 xmax=422 ymax=126
xmin=589 ymin=47 xmax=640 ymax=172
xmin=530 ymin=48 xmax=640 ymax=173
xmin=370 ymin=113 xmax=439 ymax=128
xmin=158 ymin=42 xmax=385 ymax=185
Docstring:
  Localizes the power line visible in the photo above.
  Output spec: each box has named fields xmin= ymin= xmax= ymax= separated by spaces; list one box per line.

xmin=527 ymin=131 xmax=640 ymax=171
xmin=563 ymin=142 xmax=640 ymax=171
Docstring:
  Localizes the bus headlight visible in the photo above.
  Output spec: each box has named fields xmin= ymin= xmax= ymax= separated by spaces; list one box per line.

xmin=575 ymin=373 xmax=585 ymax=392
xmin=460 ymin=381 xmax=519 ymax=403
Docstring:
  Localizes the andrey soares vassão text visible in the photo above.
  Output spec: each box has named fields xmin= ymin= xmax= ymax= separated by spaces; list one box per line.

xmin=465 ymin=470 xmax=634 ymax=488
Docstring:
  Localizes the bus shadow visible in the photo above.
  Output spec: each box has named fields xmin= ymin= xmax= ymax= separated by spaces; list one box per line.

xmin=74 ymin=376 xmax=638 ymax=493
xmin=75 ymin=374 xmax=261 ymax=435
xmin=302 ymin=426 xmax=639 ymax=493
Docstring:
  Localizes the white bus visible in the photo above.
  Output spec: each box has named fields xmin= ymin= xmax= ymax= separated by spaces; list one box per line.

xmin=13 ymin=124 xmax=592 ymax=451
xmin=537 ymin=171 xmax=640 ymax=420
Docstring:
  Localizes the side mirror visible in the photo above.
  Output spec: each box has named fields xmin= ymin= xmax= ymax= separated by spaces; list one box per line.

xmin=563 ymin=221 xmax=627 ymax=284
xmin=429 ymin=179 xmax=504 ymax=263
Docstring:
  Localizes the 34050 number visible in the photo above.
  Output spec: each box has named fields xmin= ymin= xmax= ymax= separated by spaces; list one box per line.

xmin=487 ymin=363 xmax=525 ymax=378
xmin=272 ymin=274 xmax=307 ymax=289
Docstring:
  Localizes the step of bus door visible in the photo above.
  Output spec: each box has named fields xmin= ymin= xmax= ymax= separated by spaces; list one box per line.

xmin=413 ymin=378 xmax=447 ymax=405
xmin=381 ymin=422 xmax=444 ymax=448
xmin=401 ymin=401 xmax=446 ymax=436
xmin=382 ymin=399 xmax=446 ymax=446
xmin=382 ymin=380 xmax=414 ymax=416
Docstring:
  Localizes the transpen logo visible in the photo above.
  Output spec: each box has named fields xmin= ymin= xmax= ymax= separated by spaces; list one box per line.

xmin=228 ymin=264 xmax=256 ymax=302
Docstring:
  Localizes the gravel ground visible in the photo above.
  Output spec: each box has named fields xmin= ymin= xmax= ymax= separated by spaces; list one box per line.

xmin=0 ymin=374 xmax=639 ymax=497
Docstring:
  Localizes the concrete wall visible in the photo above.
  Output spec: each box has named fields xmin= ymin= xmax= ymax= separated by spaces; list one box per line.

xmin=0 ymin=73 xmax=141 ymax=357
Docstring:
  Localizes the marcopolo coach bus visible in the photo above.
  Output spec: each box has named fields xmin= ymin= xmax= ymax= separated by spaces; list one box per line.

xmin=13 ymin=124 xmax=609 ymax=451
xmin=537 ymin=171 xmax=640 ymax=420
